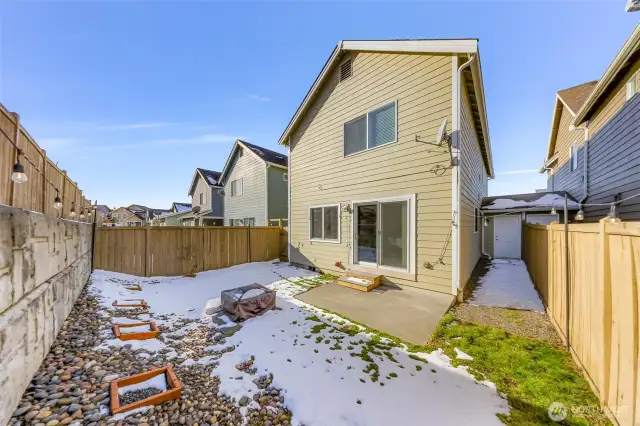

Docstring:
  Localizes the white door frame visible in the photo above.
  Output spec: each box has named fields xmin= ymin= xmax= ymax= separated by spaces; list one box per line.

xmin=494 ymin=215 xmax=522 ymax=259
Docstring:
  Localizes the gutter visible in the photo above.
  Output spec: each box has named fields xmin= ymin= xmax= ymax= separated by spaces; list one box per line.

xmin=580 ymin=125 xmax=590 ymax=204
xmin=451 ymin=53 xmax=476 ymax=297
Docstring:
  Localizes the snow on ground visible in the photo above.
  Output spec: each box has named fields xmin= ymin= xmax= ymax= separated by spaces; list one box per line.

xmin=90 ymin=260 xmax=510 ymax=426
xmin=468 ymin=259 xmax=544 ymax=311
xmin=119 ymin=373 xmax=168 ymax=395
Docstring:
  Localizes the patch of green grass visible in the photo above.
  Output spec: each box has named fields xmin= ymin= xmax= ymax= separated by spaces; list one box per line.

xmin=347 ymin=346 xmax=354 ymax=350
xmin=426 ymin=313 xmax=610 ymax=425
xmin=324 ymin=339 xmax=330 ymax=344
xmin=326 ymin=359 xmax=332 ymax=364
xmin=291 ymin=321 xmax=297 ymax=325
xmin=304 ymin=335 xmax=311 ymax=339
xmin=383 ymin=351 xmax=398 ymax=363
xmin=388 ymin=372 xmax=397 ymax=378
xmin=415 ymin=365 xmax=422 ymax=371
xmin=315 ymin=336 xmax=323 ymax=344
xmin=306 ymin=315 xmax=322 ymax=322
xmin=363 ymin=362 xmax=380 ymax=382
xmin=311 ymin=323 xmax=329 ymax=334
xmin=317 ymin=273 xmax=338 ymax=281
xmin=330 ymin=342 xmax=342 ymax=351
xmin=409 ymin=354 xmax=428 ymax=364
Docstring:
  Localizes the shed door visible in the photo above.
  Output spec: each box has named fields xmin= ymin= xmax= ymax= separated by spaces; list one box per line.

xmin=494 ymin=216 xmax=521 ymax=259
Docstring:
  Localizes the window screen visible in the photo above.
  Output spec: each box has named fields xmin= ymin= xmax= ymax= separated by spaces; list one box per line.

xmin=323 ymin=206 xmax=339 ymax=240
xmin=344 ymin=116 xmax=367 ymax=156
xmin=368 ymin=102 xmax=396 ymax=148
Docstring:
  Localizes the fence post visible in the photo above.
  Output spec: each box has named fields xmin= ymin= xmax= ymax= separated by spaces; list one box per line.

xmin=247 ymin=224 xmax=252 ymax=263
xmin=41 ymin=150 xmax=47 ymax=214
xmin=145 ymin=226 xmax=151 ymax=277
xmin=564 ymin=195 xmax=570 ymax=351
xmin=8 ymin=112 xmax=20 ymax=207
xmin=598 ymin=217 xmax=611 ymax=404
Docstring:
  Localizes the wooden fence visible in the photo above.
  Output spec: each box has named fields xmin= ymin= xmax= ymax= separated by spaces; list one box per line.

xmin=93 ymin=226 xmax=284 ymax=277
xmin=0 ymin=103 xmax=93 ymax=220
xmin=523 ymin=220 xmax=640 ymax=426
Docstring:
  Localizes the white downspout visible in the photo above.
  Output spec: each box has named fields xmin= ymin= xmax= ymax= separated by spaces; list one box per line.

xmin=580 ymin=124 xmax=590 ymax=204
xmin=481 ymin=215 xmax=491 ymax=258
xmin=451 ymin=53 xmax=476 ymax=297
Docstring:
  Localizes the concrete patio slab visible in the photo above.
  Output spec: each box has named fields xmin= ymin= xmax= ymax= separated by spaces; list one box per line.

xmin=296 ymin=282 xmax=454 ymax=344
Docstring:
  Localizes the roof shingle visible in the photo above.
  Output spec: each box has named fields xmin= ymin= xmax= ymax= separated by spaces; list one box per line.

xmin=557 ymin=81 xmax=598 ymax=114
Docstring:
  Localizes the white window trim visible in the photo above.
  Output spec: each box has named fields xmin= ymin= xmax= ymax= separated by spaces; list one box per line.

xmin=570 ymin=142 xmax=578 ymax=171
xmin=349 ymin=194 xmax=416 ymax=275
xmin=308 ymin=204 xmax=341 ymax=244
xmin=343 ymin=100 xmax=398 ymax=158
xmin=230 ymin=177 xmax=244 ymax=197
xmin=626 ymin=71 xmax=638 ymax=101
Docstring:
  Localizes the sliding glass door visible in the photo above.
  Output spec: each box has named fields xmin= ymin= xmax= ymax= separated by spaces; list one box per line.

xmin=353 ymin=197 xmax=410 ymax=271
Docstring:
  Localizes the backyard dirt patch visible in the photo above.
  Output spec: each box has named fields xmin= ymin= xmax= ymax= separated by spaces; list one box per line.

xmin=453 ymin=304 xmax=562 ymax=346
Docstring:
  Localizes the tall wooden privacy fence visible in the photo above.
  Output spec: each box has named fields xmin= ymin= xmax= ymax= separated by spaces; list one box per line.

xmin=93 ymin=226 xmax=284 ymax=277
xmin=523 ymin=220 xmax=640 ymax=426
xmin=0 ymin=104 xmax=93 ymax=219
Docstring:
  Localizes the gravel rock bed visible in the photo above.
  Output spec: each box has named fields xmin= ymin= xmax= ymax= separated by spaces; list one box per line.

xmin=6 ymin=282 xmax=294 ymax=426
xmin=119 ymin=388 xmax=163 ymax=406
xmin=453 ymin=303 xmax=562 ymax=346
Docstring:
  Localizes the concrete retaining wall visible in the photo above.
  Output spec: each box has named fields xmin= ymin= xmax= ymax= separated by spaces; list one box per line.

xmin=0 ymin=205 xmax=93 ymax=425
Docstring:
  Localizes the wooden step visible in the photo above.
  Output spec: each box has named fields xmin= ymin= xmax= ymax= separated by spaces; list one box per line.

xmin=337 ymin=272 xmax=383 ymax=292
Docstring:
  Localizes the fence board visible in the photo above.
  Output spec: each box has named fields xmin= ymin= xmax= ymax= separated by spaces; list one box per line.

xmin=0 ymin=103 xmax=93 ymax=221
xmin=95 ymin=226 xmax=284 ymax=277
xmin=523 ymin=220 xmax=640 ymax=426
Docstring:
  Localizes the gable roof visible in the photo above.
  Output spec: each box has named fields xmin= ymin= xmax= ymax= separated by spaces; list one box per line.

xmin=95 ymin=204 xmax=112 ymax=217
xmin=557 ymin=81 xmax=598 ymax=114
xmin=544 ymin=81 xmax=598 ymax=161
xmin=171 ymin=202 xmax=192 ymax=213
xmin=219 ymin=140 xmax=288 ymax=182
xmin=574 ymin=22 xmax=640 ymax=125
xmin=275 ymin=39 xmax=493 ymax=177
xmin=188 ymin=168 xmax=223 ymax=197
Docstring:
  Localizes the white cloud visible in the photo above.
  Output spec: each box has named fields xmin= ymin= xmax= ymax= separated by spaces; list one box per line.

xmin=247 ymin=94 xmax=271 ymax=103
xmin=495 ymin=169 xmax=540 ymax=175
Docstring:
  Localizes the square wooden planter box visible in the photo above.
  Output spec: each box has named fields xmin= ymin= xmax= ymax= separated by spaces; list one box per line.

xmin=112 ymin=299 xmax=148 ymax=309
xmin=125 ymin=284 xmax=142 ymax=291
xmin=113 ymin=321 xmax=160 ymax=341
xmin=110 ymin=365 xmax=182 ymax=415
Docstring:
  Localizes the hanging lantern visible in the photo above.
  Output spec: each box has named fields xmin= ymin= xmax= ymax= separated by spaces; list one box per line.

xmin=608 ymin=204 xmax=621 ymax=225
xmin=70 ymin=203 xmax=76 ymax=219
xmin=484 ymin=217 xmax=489 ymax=227
xmin=11 ymin=151 xmax=28 ymax=184
xmin=54 ymin=189 xmax=63 ymax=210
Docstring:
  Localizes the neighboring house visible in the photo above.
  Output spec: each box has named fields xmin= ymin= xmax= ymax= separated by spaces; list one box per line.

xmin=95 ymin=204 xmax=112 ymax=219
xmin=278 ymin=39 xmax=493 ymax=299
xmin=219 ymin=140 xmax=288 ymax=226
xmin=110 ymin=207 xmax=145 ymax=227
xmin=481 ymin=192 xmax=579 ymax=259
xmin=152 ymin=202 xmax=192 ymax=226
xmin=543 ymin=23 xmax=640 ymax=221
xmin=182 ymin=168 xmax=224 ymax=226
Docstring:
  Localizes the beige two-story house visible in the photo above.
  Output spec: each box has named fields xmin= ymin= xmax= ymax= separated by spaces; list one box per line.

xmin=279 ymin=39 xmax=493 ymax=299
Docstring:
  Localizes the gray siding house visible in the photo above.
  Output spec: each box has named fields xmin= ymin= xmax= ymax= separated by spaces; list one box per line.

xmin=543 ymin=24 xmax=640 ymax=221
xmin=183 ymin=168 xmax=224 ymax=226
xmin=220 ymin=140 xmax=288 ymax=226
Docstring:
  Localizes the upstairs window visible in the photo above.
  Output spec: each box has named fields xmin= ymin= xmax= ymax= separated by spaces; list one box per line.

xmin=570 ymin=142 xmax=578 ymax=171
xmin=199 ymin=193 xmax=204 ymax=204
xmin=230 ymin=178 xmax=243 ymax=197
xmin=344 ymin=101 xmax=397 ymax=156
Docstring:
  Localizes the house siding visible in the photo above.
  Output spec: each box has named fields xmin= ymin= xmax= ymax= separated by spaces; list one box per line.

xmin=459 ymin=82 xmax=487 ymax=290
xmin=289 ymin=51 xmax=454 ymax=294
xmin=192 ymin=176 xmax=212 ymax=211
xmin=546 ymin=103 xmax=586 ymax=198
xmin=588 ymin=58 xmax=640 ymax=136
xmin=224 ymin=150 xmax=267 ymax=226
xmin=582 ymin=92 xmax=640 ymax=220
xmin=267 ymin=166 xmax=288 ymax=223
xmin=209 ymin=188 xmax=224 ymax=218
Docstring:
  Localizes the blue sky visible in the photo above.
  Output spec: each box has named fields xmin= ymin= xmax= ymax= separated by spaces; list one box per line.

xmin=2 ymin=1 xmax=638 ymax=208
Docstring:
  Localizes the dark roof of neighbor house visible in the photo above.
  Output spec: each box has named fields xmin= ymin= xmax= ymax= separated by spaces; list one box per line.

xmin=172 ymin=202 xmax=192 ymax=213
xmin=188 ymin=168 xmax=223 ymax=197
xmin=239 ymin=140 xmax=288 ymax=167
xmin=481 ymin=191 xmax=580 ymax=211
xmin=197 ymin=168 xmax=222 ymax=186
xmin=126 ymin=204 xmax=169 ymax=219
xmin=95 ymin=205 xmax=112 ymax=217
xmin=557 ymin=81 xmax=598 ymax=114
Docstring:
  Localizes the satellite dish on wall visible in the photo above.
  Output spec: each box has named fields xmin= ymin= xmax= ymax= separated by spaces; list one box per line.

xmin=192 ymin=206 xmax=201 ymax=213
xmin=436 ymin=118 xmax=449 ymax=146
